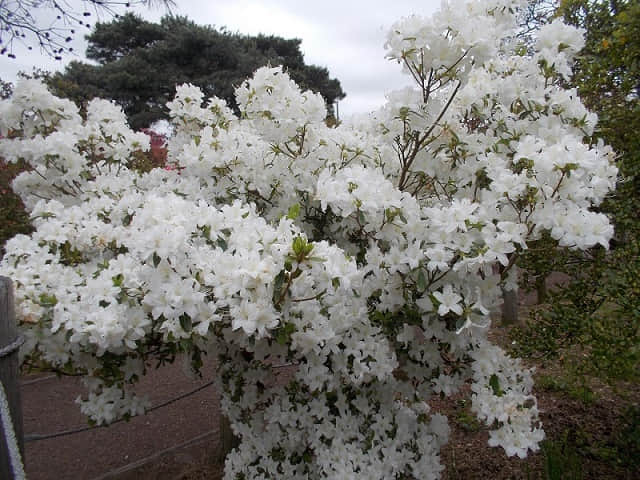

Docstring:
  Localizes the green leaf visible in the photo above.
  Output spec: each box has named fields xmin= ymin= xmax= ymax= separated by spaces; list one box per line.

xmin=292 ymin=236 xmax=305 ymax=255
xmin=489 ymin=374 xmax=504 ymax=397
xmin=272 ymin=271 xmax=286 ymax=307
xmin=112 ymin=273 xmax=124 ymax=287
xmin=417 ymin=269 xmax=427 ymax=291
xmin=287 ymin=203 xmax=301 ymax=220
xmin=38 ymin=293 xmax=58 ymax=307
xmin=200 ymin=224 xmax=212 ymax=240
xmin=276 ymin=322 xmax=296 ymax=345
xmin=179 ymin=313 xmax=193 ymax=332
xmin=292 ymin=236 xmax=313 ymax=258
xmin=385 ymin=208 xmax=397 ymax=222
xmin=430 ymin=293 xmax=441 ymax=309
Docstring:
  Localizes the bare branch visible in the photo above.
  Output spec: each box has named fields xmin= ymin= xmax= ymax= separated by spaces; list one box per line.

xmin=0 ymin=0 xmax=175 ymax=58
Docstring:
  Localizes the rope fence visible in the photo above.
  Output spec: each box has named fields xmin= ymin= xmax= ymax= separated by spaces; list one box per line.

xmin=1 ymin=276 xmax=25 ymax=480
xmin=24 ymin=379 xmax=216 ymax=443
xmin=90 ymin=429 xmax=216 ymax=480
xmin=0 ymin=381 xmax=25 ymax=480
xmin=19 ymin=375 xmax=57 ymax=387
xmin=0 ymin=276 xmax=292 ymax=477
xmin=0 ymin=276 xmax=223 ymax=479
xmin=0 ymin=336 xmax=24 ymax=359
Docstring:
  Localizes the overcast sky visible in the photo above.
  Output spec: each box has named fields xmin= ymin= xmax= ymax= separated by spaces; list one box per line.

xmin=0 ymin=0 xmax=440 ymax=117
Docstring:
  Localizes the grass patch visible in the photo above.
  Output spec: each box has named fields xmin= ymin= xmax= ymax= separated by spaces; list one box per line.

xmin=452 ymin=399 xmax=482 ymax=433
xmin=542 ymin=432 xmax=584 ymax=480
xmin=536 ymin=373 xmax=596 ymax=405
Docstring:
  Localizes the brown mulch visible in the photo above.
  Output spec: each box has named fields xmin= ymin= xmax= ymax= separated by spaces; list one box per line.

xmin=436 ymin=350 xmax=640 ymax=480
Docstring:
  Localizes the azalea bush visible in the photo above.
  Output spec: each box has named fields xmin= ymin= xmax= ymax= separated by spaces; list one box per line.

xmin=0 ymin=0 xmax=618 ymax=478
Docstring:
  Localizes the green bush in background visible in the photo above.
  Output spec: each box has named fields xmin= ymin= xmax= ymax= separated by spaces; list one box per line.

xmin=513 ymin=0 xmax=639 ymax=385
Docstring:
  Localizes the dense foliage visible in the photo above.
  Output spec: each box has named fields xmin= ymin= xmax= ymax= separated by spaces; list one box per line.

xmin=0 ymin=157 xmax=32 ymax=258
xmin=46 ymin=14 xmax=346 ymax=128
xmin=0 ymin=1 xmax=619 ymax=478
xmin=513 ymin=0 xmax=639 ymax=384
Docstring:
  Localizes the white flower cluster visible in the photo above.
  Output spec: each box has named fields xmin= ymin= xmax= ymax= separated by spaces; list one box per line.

xmin=0 ymin=1 xmax=617 ymax=478
xmin=536 ymin=18 xmax=586 ymax=79
xmin=236 ymin=65 xmax=327 ymax=143
xmin=385 ymin=0 xmax=523 ymax=86
xmin=0 ymin=81 xmax=149 ymax=211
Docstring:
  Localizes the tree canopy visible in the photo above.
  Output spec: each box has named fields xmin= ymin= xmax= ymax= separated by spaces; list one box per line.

xmin=562 ymin=0 xmax=639 ymax=226
xmin=48 ymin=14 xmax=346 ymax=128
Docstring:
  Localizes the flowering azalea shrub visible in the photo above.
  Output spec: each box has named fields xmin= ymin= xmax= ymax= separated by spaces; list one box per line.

xmin=0 ymin=0 xmax=617 ymax=478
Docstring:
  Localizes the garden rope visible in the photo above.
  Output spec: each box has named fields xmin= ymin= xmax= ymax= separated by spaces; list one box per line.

xmin=0 ymin=381 xmax=26 ymax=480
xmin=20 ymin=375 xmax=57 ymax=387
xmin=89 ymin=429 xmax=216 ymax=480
xmin=0 ymin=336 xmax=24 ymax=358
xmin=25 ymin=379 xmax=216 ymax=442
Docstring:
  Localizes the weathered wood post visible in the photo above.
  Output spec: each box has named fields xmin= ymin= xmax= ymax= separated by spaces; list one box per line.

xmin=218 ymin=414 xmax=239 ymax=465
xmin=0 ymin=276 xmax=25 ymax=479
xmin=501 ymin=286 xmax=519 ymax=326
xmin=535 ymin=274 xmax=548 ymax=304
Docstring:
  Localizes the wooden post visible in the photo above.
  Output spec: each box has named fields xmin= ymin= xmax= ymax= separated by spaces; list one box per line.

xmin=0 ymin=276 xmax=24 ymax=478
xmin=535 ymin=274 xmax=548 ymax=304
xmin=218 ymin=414 xmax=239 ymax=465
xmin=501 ymin=286 xmax=519 ymax=326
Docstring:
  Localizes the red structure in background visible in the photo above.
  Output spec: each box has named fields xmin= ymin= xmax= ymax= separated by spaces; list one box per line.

xmin=140 ymin=128 xmax=169 ymax=168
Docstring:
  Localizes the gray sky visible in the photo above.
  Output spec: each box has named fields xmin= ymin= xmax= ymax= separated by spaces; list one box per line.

xmin=0 ymin=0 xmax=440 ymax=117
